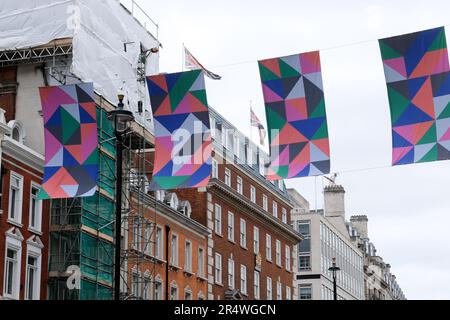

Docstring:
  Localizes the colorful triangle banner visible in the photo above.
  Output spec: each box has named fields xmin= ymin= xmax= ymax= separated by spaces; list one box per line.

xmin=38 ymin=83 xmax=99 ymax=199
xmin=147 ymin=70 xmax=212 ymax=190
xmin=380 ymin=26 xmax=450 ymax=166
xmin=258 ymin=52 xmax=331 ymax=180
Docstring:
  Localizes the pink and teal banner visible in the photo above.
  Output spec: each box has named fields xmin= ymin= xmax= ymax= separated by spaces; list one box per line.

xmin=147 ymin=70 xmax=212 ymax=190
xmin=38 ymin=83 xmax=99 ymax=199
xmin=258 ymin=51 xmax=331 ymax=180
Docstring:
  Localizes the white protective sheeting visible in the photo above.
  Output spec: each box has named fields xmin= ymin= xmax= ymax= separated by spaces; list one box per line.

xmin=0 ymin=0 xmax=159 ymax=132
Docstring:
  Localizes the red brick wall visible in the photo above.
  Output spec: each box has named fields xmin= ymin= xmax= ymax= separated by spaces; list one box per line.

xmin=210 ymin=193 xmax=294 ymax=300
xmin=0 ymin=154 xmax=50 ymax=300
xmin=0 ymin=66 xmax=18 ymax=122
xmin=128 ymin=197 xmax=208 ymax=300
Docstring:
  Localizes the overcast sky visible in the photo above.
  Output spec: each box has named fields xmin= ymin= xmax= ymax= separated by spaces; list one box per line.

xmin=135 ymin=0 xmax=450 ymax=300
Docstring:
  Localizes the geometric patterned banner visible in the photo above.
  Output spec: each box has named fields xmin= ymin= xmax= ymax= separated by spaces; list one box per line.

xmin=258 ymin=51 xmax=331 ymax=180
xmin=38 ymin=83 xmax=99 ymax=199
xmin=146 ymin=70 xmax=212 ymax=190
xmin=380 ymin=26 xmax=450 ymax=165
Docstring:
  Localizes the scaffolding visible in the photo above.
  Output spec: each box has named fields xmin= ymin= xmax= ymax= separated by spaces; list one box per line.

xmin=46 ymin=90 xmax=163 ymax=300
xmin=0 ymin=28 xmax=162 ymax=300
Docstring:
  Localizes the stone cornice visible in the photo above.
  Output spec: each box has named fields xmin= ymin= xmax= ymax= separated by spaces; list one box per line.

xmin=2 ymin=137 xmax=44 ymax=173
xmin=130 ymin=188 xmax=210 ymax=238
xmin=208 ymin=178 xmax=303 ymax=243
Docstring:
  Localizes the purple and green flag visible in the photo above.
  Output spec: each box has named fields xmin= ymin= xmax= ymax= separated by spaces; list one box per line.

xmin=258 ymin=51 xmax=331 ymax=180
xmin=38 ymin=83 xmax=99 ymax=199
xmin=146 ymin=69 xmax=212 ymax=190
xmin=380 ymin=26 xmax=450 ymax=165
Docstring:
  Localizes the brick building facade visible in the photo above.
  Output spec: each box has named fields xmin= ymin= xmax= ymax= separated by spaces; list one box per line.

xmin=0 ymin=107 xmax=49 ymax=300
xmin=127 ymin=190 xmax=209 ymax=300
xmin=174 ymin=108 xmax=303 ymax=300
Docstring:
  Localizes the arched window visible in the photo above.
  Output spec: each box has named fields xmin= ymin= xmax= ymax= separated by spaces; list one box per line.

xmin=164 ymin=193 xmax=179 ymax=210
xmin=178 ymin=201 xmax=192 ymax=218
xmin=154 ymin=275 xmax=163 ymax=300
xmin=8 ymin=120 xmax=26 ymax=144
xmin=170 ymin=281 xmax=178 ymax=300
xmin=184 ymin=286 xmax=192 ymax=300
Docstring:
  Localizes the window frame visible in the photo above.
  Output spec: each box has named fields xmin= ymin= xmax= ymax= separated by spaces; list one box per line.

xmin=266 ymin=234 xmax=272 ymax=262
xmin=184 ymin=240 xmax=192 ymax=273
xmin=240 ymin=265 xmax=247 ymax=295
xmin=254 ymin=271 xmax=260 ymax=300
xmin=228 ymin=258 xmax=235 ymax=289
xmin=227 ymin=212 xmax=235 ymax=242
xmin=253 ymin=226 xmax=259 ymax=255
xmin=29 ymin=182 xmax=43 ymax=233
xmin=214 ymin=204 xmax=222 ymax=236
xmin=214 ymin=253 xmax=222 ymax=285
xmin=224 ymin=168 xmax=231 ymax=187
xmin=250 ymin=186 xmax=256 ymax=203
xmin=8 ymin=171 xmax=24 ymax=225
xmin=236 ymin=176 xmax=243 ymax=195
xmin=198 ymin=247 xmax=205 ymax=278
xmin=266 ymin=277 xmax=272 ymax=300
xmin=239 ymin=218 xmax=247 ymax=248
xmin=170 ymin=233 xmax=179 ymax=267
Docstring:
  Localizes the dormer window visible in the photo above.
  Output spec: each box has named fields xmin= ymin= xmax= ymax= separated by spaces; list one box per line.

xmin=164 ymin=193 xmax=179 ymax=210
xmin=8 ymin=120 xmax=26 ymax=144
xmin=178 ymin=201 xmax=192 ymax=218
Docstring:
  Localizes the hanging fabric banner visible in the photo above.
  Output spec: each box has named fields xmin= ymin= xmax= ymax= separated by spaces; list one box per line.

xmin=380 ymin=26 xmax=450 ymax=165
xmin=147 ymin=69 xmax=212 ymax=190
xmin=258 ymin=51 xmax=331 ymax=180
xmin=38 ymin=83 xmax=99 ymax=199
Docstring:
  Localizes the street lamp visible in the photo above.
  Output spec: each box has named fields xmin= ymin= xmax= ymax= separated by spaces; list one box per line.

xmin=328 ymin=257 xmax=341 ymax=301
xmin=108 ymin=93 xmax=134 ymax=301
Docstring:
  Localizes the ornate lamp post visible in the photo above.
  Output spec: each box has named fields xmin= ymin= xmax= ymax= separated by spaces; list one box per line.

xmin=328 ymin=257 xmax=341 ymax=301
xmin=108 ymin=93 xmax=134 ymax=300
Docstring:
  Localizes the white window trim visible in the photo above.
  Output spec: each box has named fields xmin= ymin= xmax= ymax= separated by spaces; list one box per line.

xmin=286 ymin=286 xmax=292 ymax=300
xmin=215 ymin=253 xmax=223 ymax=285
xmin=28 ymin=182 xmax=43 ymax=234
xmin=8 ymin=171 xmax=24 ymax=226
xmin=228 ymin=258 xmax=235 ymax=289
xmin=277 ymin=281 xmax=282 ymax=300
xmin=212 ymin=158 xmax=218 ymax=179
xmin=253 ymin=226 xmax=259 ymax=255
xmin=254 ymin=271 xmax=260 ymax=300
xmin=285 ymin=245 xmax=291 ymax=272
xmin=3 ymin=229 xmax=23 ymax=300
xmin=276 ymin=240 xmax=282 ymax=267
xmin=282 ymin=208 xmax=287 ymax=224
xmin=214 ymin=204 xmax=222 ymax=236
xmin=170 ymin=233 xmax=179 ymax=267
xmin=273 ymin=201 xmax=278 ymax=219
xmin=250 ymin=186 xmax=256 ymax=203
xmin=236 ymin=176 xmax=243 ymax=195
xmin=227 ymin=212 xmax=235 ymax=242
xmin=262 ymin=194 xmax=268 ymax=211
xmin=266 ymin=234 xmax=272 ymax=262
xmin=25 ymin=237 xmax=43 ymax=300
xmin=155 ymin=225 xmax=164 ymax=260
xmin=224 ymin=168 xmax=231 ymax=187
xmin=240 ymin=265 xmax=247 ymax=295
xmin=240 ymin=218 xmax=247 ymax=249
xmin=266 ymin=277 xmax=272 ymax=300
xmin=154 ymin=275 xmax=163 ymax=300
xmin=184 ymin=240 xmax=192 ymax=273
xmin=198 ymin=247 xmax=205 ymax=278
xmin=170 ymin=281 xmax=178 ymax=300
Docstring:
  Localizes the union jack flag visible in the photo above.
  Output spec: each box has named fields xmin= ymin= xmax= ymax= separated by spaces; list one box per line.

xmin=251 ymin=108 xmax=267 ymax=146
xmin=184 ymin=46 xmax=222 ymax=80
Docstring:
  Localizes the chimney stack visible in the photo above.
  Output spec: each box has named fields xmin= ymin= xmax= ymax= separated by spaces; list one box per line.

xmin=323 ymin=185 xmax=346 ymax=220
xmin=350 ymin=215 xmax=369 ymax=239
